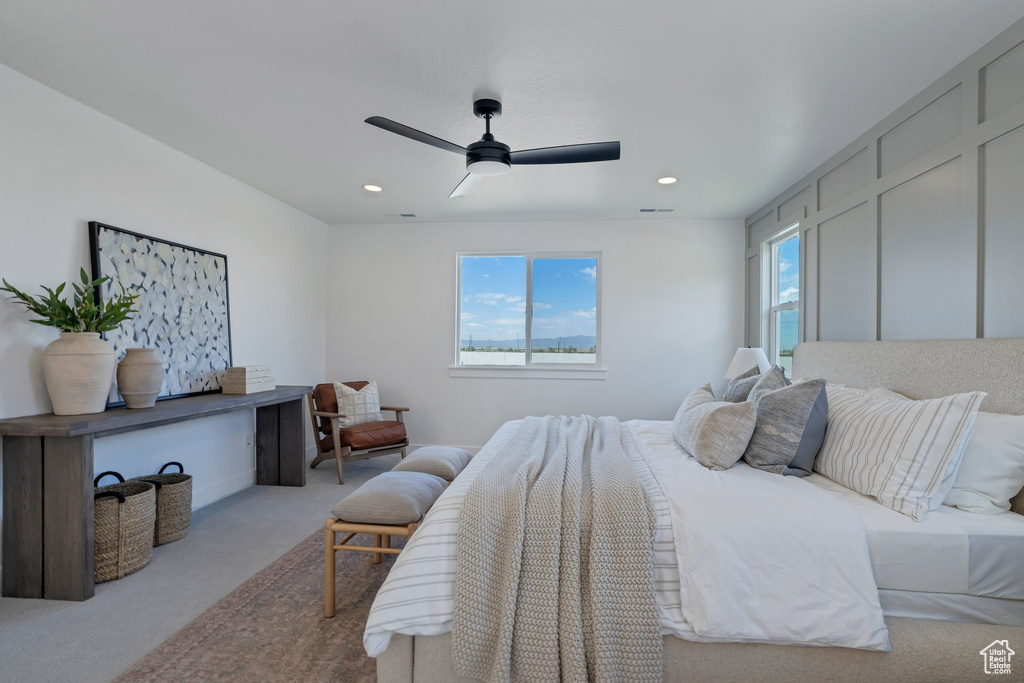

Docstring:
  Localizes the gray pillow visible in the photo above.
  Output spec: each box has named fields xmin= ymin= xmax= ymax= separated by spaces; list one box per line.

xmin=748 ymin=365 xmax=791 ymax=402
xmin=673 ymin=384 xmax=758 ymax=470
xmin=722 ymin=365 xmax=761 ymax=403
xmin=331 ymin=471 xmax=447 ymax=524
xmin=742 ymin=379 xmax=828 ymax=477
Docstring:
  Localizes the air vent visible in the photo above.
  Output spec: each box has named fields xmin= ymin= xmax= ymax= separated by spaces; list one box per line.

xmin=383 ymin=213 xmax=419 ymax=218
xmin=637 ymin=208 xmax=675 ymax=213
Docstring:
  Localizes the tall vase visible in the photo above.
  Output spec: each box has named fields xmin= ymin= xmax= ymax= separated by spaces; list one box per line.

xmin=117 ymin=348 xmax=165 ymax=409
xmin=42 ymin=332 xmax=116 ymax=415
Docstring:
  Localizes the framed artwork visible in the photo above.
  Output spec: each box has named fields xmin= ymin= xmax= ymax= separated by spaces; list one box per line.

xmin=89 ymin=221 xmax=232 ymax=404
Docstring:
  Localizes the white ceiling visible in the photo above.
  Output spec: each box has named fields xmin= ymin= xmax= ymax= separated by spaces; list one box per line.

xmin=1 ymin=1 xmax=1022 ymax=225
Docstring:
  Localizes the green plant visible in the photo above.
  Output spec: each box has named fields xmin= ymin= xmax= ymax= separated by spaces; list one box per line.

xmin=1 ymin=268 xmax=138 ymax=333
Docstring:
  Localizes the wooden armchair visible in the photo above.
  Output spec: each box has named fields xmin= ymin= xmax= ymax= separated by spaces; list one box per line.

xmin=306 ymin=382 xmax=409 ymax=484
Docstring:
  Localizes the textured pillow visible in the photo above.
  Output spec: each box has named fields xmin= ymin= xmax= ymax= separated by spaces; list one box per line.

xmin=331 ymin=471 xmax=447 ymax=525
xmin=392 ymin=446 xmax=471 ymax=481
xmin=722 ymin=366 xmax=761 ymax=403
xmin=942 ymin=412 xmax=1024 ymax=515
xmin=673 ymin=384 xmax=757 ymax=470
xmin=815 ymin=385 xmax=986 ymax=521
xmin=747 ymin=365 xmax=792 ymax=403
xmin=333 ymin=380 xmax=384 ymax=428
xmin=743 ymin=379 xmax=827 ymax=476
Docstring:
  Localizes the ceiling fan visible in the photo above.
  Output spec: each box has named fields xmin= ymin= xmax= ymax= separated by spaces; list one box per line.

xmin=365 ymin=99 xmax=621 ymax=198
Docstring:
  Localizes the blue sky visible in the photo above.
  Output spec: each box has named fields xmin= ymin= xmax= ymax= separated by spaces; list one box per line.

xmin=460 ymin=256 xmax=597 ymax=343
xmin=777 ymin=235 xmax=799 ymax=304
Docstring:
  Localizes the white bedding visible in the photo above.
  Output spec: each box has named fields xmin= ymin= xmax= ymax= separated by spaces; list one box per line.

xmin=806 ymin=473 xmax=1024 ymax=600
xmin=364 ymin=419 xmax=890 ymax=656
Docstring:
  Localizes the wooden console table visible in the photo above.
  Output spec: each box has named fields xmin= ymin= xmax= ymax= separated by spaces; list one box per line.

xmin=0 ymin=385 xmax=311 ymax=602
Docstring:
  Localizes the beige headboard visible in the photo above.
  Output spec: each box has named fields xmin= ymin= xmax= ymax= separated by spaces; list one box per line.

xmin=793 ymin=338 xmax=1024 ymax=515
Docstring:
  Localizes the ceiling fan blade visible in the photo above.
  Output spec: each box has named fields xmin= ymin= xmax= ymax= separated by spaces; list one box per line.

xmin=509 ymin=141 xmax=620 ymax=165
xmin=449 ymin=173 xmax=482 ymax=199
xmin=365 ymin=116 xmax=467 ymax=155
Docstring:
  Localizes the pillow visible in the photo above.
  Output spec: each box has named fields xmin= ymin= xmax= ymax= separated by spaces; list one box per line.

xmin=722 ymin=366 xmax=761 ymax=403
xmin=815 ymin=385 xmax=986 ymax=521
xmin=743 ymin=379 xmax=827 ymax=477
xmin=747 ymin=365 xmax=791 ymax=403
xmin=851 ymin=387 xmax=970 ymax=510
xmin=333 ymin=380 xmax=384 ymax=428
xmin=673 ymin=384 xmax=757 ymax=470
xmin=942 ymin=412 xmax=1024 ymax=515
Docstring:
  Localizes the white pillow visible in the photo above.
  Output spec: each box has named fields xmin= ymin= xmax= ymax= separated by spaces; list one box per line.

xmin=815 ymin=385 xmax=985 ymax=521
xmin=857 ymin=387 xmax=1024 ymax=514
xmin=333 ymin=380 xmax=383 ymax=428
xmin=943 ymin=412 xmax=1024 ymax=515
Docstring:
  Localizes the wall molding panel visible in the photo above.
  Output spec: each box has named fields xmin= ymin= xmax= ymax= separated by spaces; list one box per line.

xmin=745 ymin=17 xmax=1024 ymax=348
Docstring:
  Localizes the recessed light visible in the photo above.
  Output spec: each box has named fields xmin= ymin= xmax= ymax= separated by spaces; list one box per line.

xmin=657 ymin=176 xmax=677 ymax=185
xmin=363 ymin=184 xmax=383 ymax=192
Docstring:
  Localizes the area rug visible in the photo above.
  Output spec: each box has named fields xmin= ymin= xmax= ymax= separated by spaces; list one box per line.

xmin=116 ymin=530 xmax=404 ymax=683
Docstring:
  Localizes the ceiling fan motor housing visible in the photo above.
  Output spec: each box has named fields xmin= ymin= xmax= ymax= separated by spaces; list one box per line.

xmin=466 ymin=135 xmax=511 ymax=176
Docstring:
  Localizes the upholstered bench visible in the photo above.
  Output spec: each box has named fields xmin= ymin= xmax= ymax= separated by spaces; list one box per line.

xmin=325 ymin=471 xmax=446 ymax=618
xmin=390 ymin=446 xmax=471 ymax=482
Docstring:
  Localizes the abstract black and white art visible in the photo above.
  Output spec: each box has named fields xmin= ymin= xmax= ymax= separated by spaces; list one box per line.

xmin=89 ymin=222 xmax=232 ymax=404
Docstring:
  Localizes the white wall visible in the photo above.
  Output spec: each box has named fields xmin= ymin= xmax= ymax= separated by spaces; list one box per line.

xmin=744 ymin=18 xmax=1024 ymax=346
xmin=326 ymin=219 xmax=745 ymax=450
xmin=0 ymin=64 xmax=328 ymax=513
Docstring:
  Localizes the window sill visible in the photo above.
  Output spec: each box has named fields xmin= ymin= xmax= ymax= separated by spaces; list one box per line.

xmin=449 ymin=366 xmax=608 ymax=380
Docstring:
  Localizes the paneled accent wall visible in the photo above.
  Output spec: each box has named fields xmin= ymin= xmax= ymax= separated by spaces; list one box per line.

xmin=745 ymin=18 xmax=1024 ymax=347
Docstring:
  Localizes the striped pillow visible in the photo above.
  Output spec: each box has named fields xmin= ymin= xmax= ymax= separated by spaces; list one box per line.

xmin=815 ymin=386 xmax=986 ymax=521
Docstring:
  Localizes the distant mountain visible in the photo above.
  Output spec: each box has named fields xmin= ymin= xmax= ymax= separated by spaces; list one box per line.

xmin=460 ymin=335 xmax=596 ymax=349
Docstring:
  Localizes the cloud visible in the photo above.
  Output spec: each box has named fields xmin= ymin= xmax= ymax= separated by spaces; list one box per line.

xmin=487 ymin=317 xmax=526 ymax=326
xmin=779 ymin=286 xmax=799 ymax=301
xmin=460 ymin=312 xmax=474 ymax=320
xmin=580 ymin=266 xmax=597 ymax=281
xmin=473 ymin=292 xmax=522 ymax=307
xmin=533 ymin=301 xmax=553 ymax=310
xmin=481 ymin=274 xmax=490 ymax=278
xmin=466 ymin=322 xmax=484 ymax=328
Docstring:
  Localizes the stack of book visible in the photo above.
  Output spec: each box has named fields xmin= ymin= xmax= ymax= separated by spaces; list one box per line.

xmin=220 ymin=366 xmax=276 ymax=394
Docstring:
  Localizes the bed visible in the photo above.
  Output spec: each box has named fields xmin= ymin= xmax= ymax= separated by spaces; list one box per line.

xmin=373 ymin=338 xmax=1024 ymax=682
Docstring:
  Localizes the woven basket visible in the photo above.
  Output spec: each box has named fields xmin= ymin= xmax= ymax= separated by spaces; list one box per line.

xmin=133 ymin=462 xmax=193 ymax=546
xmin=94 ymin=471 xmax=156 ymax=583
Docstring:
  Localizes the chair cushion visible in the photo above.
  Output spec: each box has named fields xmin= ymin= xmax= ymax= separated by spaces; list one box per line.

xmin=391 ymin=446 xmax=471 ymax=481
xmin=319 ymin=420 xmax=407 ymax=452
xmin=331 ymin=471 xmax=446 ymax=525
xmin=313 ymin=381 xmax=370 ymax=435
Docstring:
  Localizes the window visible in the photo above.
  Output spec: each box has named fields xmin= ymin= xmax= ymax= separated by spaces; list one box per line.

xmin=768 ymin=228 xmax=799 ymax=375
xmin=457 ymin=252 xmax=600 ymax=368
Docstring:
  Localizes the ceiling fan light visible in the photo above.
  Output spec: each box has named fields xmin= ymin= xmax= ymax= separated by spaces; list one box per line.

xmin=467 ymin=159 xmax=511 ymax=177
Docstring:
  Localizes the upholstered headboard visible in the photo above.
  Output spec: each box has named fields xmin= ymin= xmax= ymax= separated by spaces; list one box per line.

xmin=793 ymin=338 xmax=1024 ymax=515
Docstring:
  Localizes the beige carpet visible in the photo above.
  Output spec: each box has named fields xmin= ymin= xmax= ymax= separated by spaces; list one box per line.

xmin=116 ymin=529 xmax=403 ymax=682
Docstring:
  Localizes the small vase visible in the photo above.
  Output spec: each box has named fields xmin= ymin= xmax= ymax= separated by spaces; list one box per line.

xmin=42 ymin=332 xmax=116 ymax=415
xmin=117 ymin=348 xmax=165 ymax=409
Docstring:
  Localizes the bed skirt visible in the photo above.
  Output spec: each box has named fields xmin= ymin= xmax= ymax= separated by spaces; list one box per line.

xmin=377 ymin=618 xmax=1024 ymax=682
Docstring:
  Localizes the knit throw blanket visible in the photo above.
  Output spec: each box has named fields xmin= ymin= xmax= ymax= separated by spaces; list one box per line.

xmin=452 ymin=415 xmax=663 ymax=683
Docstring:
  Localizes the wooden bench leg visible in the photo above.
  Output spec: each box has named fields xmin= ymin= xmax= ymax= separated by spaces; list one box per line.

xmin=382 ymin=534 xmax=390 ymax=549
xmin=373 ymin=534 xmax=382 ymax=564
xmin=325 ymin=520 xmax=336 ymax=618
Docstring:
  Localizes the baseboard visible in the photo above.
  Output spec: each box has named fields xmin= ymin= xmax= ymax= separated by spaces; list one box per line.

xmin=192 ymin=468 xmax=255 ymax=509
xmin=407 ymin=443 xmax=482 ymax=456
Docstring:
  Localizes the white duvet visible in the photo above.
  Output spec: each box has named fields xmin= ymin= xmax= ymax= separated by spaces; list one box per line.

xmin=363 ymin=419 xmax=890 ymax=657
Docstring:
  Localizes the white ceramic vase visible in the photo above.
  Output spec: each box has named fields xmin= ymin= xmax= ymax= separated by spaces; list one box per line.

xmin=42 ymin=332 xmax=116 ymax=415
xmin=116 ymin=348 xmax=165 ymax=409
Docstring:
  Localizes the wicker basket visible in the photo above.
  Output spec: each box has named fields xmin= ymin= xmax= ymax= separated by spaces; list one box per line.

xmin=94 ymin=471 xmax=156 ymax=583
xmin=133 ymin=462 xmax=193 ymax=546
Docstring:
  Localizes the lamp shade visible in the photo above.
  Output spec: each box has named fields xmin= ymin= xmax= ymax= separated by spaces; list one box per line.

xmin=725 ymin=347 xmax=770 ymax=379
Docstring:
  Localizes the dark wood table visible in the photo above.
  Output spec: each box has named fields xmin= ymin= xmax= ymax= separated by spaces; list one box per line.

xmin=0 ymin=385 xmax=311 ymax=601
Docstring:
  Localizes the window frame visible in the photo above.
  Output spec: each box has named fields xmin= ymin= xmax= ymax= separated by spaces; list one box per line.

xmin=454 ymin=251 xmax=603 ymax=373
xmin=766 ymin=225 xmax=800 ymax=372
